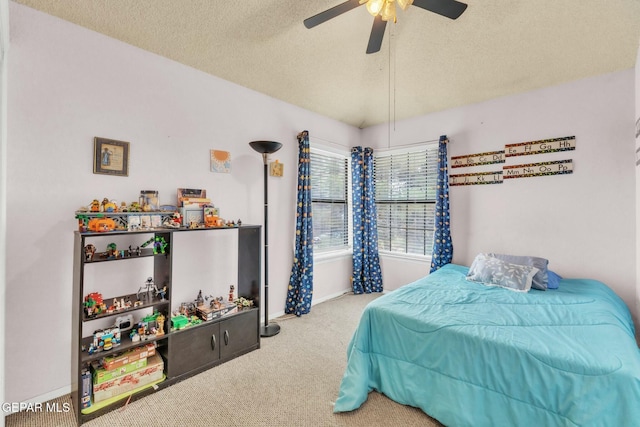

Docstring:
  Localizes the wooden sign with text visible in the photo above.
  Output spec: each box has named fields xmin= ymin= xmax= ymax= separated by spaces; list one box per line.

xmin=503 ymin=160 xmax=573 ymax=179
xmin=451 ymin=150 xmax=505 ymax=168
xmin=450 ymin=171 xmax=503 ymax=186
xmin=505 ymin=136 xmax=575 ymax=157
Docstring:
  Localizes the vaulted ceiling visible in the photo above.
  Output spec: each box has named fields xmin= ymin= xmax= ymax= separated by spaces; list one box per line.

xmin=13 ymin=0 xmax=640 ymax=128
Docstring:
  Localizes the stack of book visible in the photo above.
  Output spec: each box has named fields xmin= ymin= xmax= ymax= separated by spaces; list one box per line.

xmin=177 ymin=188 xmax=211 ymax=208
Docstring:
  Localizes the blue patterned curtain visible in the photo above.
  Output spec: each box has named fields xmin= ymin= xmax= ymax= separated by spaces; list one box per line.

xmin=285 ymin=131 xmax=313 ymax=316
xmin=430 ymin=135 xmax=453 ymax=273
xmin=351 ymin=147 xmax=383 ymax=294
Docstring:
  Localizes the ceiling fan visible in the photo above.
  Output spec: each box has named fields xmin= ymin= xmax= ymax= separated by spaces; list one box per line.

xmin=304 ymin=0 xmax=468 ymax=54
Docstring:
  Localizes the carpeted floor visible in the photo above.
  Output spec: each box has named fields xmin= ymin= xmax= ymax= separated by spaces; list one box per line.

xmin=6 ymin=292 xmax=443 ymax=427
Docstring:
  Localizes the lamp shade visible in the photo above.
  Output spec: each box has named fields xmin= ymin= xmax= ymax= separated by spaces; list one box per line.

xmin=249 ymin=141 xmax=283 ymax=154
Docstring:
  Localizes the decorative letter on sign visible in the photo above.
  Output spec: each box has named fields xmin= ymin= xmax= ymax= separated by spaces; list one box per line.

xmin=503 ymin=160 xmax=573 ymax=179
xmin=451 ymin=150 xmax=505 ymax=168
xmin=505 ymin=136 xmax=575 ymax=157
xmin=450 ymin=171 xmax=503 ymax=186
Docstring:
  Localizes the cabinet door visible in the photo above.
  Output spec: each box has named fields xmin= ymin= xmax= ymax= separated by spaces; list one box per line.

xmin=167 ymin=322 xmax=220 ymax=377
xmin=220 ymin=310 xmax=259 ymax=360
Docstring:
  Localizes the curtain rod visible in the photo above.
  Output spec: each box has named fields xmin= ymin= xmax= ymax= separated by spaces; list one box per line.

xmin=385 ymin=138 xmax=441 ymax=150
xmin=308 ymin=135 xmax=445 ymax=150
xmin=309 ymin=135 xmax=350 ymax=148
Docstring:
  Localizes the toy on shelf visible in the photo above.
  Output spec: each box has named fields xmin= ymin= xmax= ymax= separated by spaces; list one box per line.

xmin=106 ymin=242 xmax=119 ymax=259
xmin=84 ymin=244 xmax=96 ymax=261
xmin=102 ymin=198 xmax=118 ymax=213
xmin=128 ymin=245 xmax=141 ymax=257
xmin=162 ymin=212 xmax=182 ymax=229
xmin=87 ymin=326 xmax=121 ymax=354
xmin=90 ymin=199 xmax=101 ymax=212
xmin=141 ymin=236 xmax=168 ymax=254
xmin=128 ymin=201 xmax=143 ymax=212
xmin=235 ymin=297 xmax=254 ymax=309
xmin=156 ymin=313 xmax=165 ymax=336
xmin=171 ymin=314 xmax=189 ymax=331
xmin=156 ymin=286 xmax=167 ymax=301
xmin=88 ymin=217 xmax=116 ymax=232
xmin=137 ymin=277 xmax=159 ymax=302
xmin=178 ymin=302 xmax=197 ymax=317
xmin=115 ymin=314 xmax=134 ymax=332
xmin=84 ymin=292 xmax=107 ymax=317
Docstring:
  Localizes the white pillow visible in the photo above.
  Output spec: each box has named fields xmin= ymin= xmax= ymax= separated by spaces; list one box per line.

xmin=466 ymin=253 xmax=539 ymax=292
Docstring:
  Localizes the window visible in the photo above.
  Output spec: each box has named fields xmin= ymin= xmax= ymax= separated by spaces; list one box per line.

xmin=311 ymin=149 xmax=349 ymax=253
xmin=374 ymin=146 xmax=439 ymax=256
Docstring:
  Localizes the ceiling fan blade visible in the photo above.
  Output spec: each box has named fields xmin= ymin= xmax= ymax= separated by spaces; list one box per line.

xmin=366 ymin=15 xmax=387 ymax=54
xmin=412 ymin=0 xmax=468 ymax=19
xmin=304 ymin=0 xmax=363 ymax=29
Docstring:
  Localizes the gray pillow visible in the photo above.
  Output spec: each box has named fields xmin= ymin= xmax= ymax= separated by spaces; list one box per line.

xmin=466 ymin=253 xmax=539 ymax=292
xmin=487 ymin=253 xmax=549 ymax=291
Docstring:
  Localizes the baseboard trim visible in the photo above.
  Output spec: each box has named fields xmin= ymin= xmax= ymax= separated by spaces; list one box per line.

xmin=267 ymin=288 xmax=352 ymax=321
xmin=14 ymin=288 xmax=357 ymax=411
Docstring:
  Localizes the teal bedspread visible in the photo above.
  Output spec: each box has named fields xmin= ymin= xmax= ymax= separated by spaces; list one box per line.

xmin=334 ymin=264 xmax=640 ymax=426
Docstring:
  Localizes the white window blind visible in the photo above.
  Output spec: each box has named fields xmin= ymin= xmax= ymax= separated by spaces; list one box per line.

xmin=374 ymin=146 xmax=439 ymax=256
xmin=311 ymin=150 xmax=349 ymax=253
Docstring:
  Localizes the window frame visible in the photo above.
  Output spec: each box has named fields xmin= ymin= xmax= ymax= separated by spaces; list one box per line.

xmin=373 ymin=144 xmax=439 ymax=258
xmin=309 ymin=147 xmax=351 ymax=256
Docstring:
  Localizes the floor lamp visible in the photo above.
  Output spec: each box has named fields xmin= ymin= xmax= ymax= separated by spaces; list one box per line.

xmin=249 ymin=140 xmax=283 ymax=337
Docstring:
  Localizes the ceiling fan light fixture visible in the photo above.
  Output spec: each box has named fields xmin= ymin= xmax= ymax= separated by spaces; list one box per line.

xmin=397 ymin=0 xmax=414 ymax=11
xmin=380 ymin=0 xmax=397 ymax=22
xmin=361 ymin=0 xmax=385 ymax=17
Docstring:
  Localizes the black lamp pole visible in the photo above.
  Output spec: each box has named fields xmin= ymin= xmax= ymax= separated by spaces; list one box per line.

xmin=249 ymin=140 xmax=282 ymax=337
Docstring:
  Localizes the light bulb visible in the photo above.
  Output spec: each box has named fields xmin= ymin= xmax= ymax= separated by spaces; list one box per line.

xmin=365 ymin=0 xmax=385 ymax=16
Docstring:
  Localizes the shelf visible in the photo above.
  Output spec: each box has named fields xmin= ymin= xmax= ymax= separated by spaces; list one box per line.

xmin=168 ymin=306 xmax=257 ymax=335
xmin=83 ymin=292 xmax=169 ymax=323
xmin=83 ymin=249 xmax=167 ymax=264
xmin=80 ymin=375 xmax=166 ymax=415
xmin=80 ymin=331 xmax=167 ymax=365
xmin=72 ymin=224 xmax=262 ymax=425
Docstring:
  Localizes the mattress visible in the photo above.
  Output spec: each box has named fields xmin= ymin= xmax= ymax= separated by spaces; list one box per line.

xmin=334 ymin=264 xmax=640 ymax=426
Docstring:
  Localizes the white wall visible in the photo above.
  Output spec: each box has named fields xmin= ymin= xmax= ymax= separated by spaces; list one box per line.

xmin=5 ymin=3 xmax=356 ymax=404
xmin=364 ymin=70 xmax=638 ymax=324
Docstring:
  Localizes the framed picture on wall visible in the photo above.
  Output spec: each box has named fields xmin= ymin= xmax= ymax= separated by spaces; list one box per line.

xmin=93 ymin=137 xmax=130 ymax=177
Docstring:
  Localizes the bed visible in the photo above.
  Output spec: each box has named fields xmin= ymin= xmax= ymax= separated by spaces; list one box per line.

xmin=333 ymin=263 xmax=640 ymax=426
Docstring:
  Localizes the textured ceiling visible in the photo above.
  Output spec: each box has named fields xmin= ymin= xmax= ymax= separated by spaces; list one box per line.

xmin=12 ymin=0 xmax=640 ymax=128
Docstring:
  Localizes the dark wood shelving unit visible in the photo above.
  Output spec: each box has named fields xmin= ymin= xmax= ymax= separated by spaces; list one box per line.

xmin=71 ymin=225 xmax=261 ymax=425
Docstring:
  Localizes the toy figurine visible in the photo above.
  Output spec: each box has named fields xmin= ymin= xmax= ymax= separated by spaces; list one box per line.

xmin=106 ymin=243 xmax=118 ymax=259
xmin=88 ymin=217 xmax=116 ymax=232
xmin=156 ymin=286 xmax=167 ymax=301
xmin=141 ymin=236 xmax=167 ymax=254
xmin=137 ymin=277 xmax=159 ymax=301
xmin=229 ymin=285 xmax=235 ymax=302
xmin=90 ymin=199 xmax=100 ymax=212
xmin=128 ymin=201 xmax=142 ymax=212
xmin=84 ymin=244 xmax=96 ymax=261
xmin=156 ymin=313 xmax=165 ymax=336
xmin=211 ymin=296 xmax=223 ymax=309
xmin=196 ymin=290 xmax=204 ymax=307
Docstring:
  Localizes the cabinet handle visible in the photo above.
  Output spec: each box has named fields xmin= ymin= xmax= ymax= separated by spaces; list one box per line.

xmin=224 ymin=330 xmax=229 ymax=346
xmin=211 ymin=334 xmax=216 ymax=351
